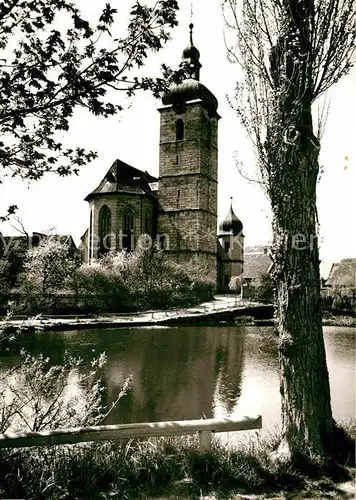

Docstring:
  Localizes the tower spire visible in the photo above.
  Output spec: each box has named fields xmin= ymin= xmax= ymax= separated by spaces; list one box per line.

xmin=189 ymin=22 xmax=194 ymax=45
xmin=181 ymin=22 xmax=202 ymax=81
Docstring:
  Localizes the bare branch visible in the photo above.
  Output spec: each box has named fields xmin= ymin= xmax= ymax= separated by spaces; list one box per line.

xmin=8 ymin=215 xmax=29 ymax=238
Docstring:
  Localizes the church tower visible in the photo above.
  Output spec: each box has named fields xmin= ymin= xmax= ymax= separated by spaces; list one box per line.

xmin=157 ymin=24 xmax=220 ymax=284
xmin=217 ymin=200 xmax=244 ymax=290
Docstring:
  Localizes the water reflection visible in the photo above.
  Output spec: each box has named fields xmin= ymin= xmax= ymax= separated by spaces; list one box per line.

xmin=102 ymin=326 xmax=246 ymax=424
xmin=213 ymin=329 xmax=245 ymax=417
xmin=0 ymin=326 xmax=354 ymax=433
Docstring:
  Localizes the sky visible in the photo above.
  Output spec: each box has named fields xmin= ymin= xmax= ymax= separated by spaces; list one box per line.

xmin=0 ymin=0 xmax=355 ymax=277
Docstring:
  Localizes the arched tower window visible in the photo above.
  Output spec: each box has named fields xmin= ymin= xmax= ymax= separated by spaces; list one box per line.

xmin=123 ymin=206 xmax=134 ymax=252
xmin=176 ymin=119 xmax=184 ymax=140
xmin=99 ymin=205 xmax=111 ymax=255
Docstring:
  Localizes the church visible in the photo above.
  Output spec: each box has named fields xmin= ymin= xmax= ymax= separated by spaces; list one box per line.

xmin=81 ymin=24 xmax=244 ymax=291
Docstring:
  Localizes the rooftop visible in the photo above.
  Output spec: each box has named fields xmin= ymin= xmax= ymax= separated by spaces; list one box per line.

xmin=243 ymin=248 xmax=273 ymax=279
xmin=325 ymin=258 xmax=356 ymax=288
xmin=85 ymin=159 xmax=158 ymax=201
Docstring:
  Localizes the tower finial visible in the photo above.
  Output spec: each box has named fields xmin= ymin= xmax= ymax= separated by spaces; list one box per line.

xmin=229 ymin=197 xmax=236 ymax=215
xmin=189 ymin=22 xmax=194 ymax=45
xmin=181 ymin=17 xmax=201 ymax=80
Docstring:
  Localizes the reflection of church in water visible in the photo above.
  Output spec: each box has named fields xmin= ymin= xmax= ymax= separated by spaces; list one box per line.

xmin=102 ymin=326 xmax=246 ymax=424
xmin=81 ymin=24 xmax=244 ymax=291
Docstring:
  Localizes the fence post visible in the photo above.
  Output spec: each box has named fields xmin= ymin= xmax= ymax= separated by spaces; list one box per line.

xmin=199 ymin=430 xmax=212 ymax=453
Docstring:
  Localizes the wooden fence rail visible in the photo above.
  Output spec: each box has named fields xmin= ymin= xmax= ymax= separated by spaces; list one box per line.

xmin=0 ymin=415 xmax=262 ymax=453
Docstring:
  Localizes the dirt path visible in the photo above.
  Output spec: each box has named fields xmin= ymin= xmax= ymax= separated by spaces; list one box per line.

xmin=0 ymin=296 xmax=272 ymax=332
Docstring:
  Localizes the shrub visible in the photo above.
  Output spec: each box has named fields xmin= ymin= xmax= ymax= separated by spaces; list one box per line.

xmin=19 ymin=237 xmax=79 ymax=314
xmin=76 ymin=257 xmax=129 ymax=312
xmin=0 ymin=350 xmax=110 ymax=433
xmin=248 ymin=274 xmax=275 ymax=303
xmin=13 ymin=242 xmax=214 ymax=315
xmin=322 ymin=288 xmax=356 ymax=316
xmin=76 ymin=246 xmax=214 ymax=313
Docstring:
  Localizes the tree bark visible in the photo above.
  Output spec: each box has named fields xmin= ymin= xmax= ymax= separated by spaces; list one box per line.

xmin=267 ymin=0 xmax=334 ymax=460
xmin=270 ymin=146 xmax=334 ymax=459
xmin=267 ymin=105 xmax=335 ymax=460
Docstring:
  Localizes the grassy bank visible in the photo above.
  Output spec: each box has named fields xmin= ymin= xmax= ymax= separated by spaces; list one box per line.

xmin=322 ymin=314 xmax=356 ymax=327
xmin=234 ymin=314 xmax=356 ymax=327
xmin=0 ymin=421 xmax=354 ymax=499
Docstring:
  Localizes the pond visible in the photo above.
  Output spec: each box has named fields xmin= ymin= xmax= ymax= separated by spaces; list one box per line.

xmin=1 ymin=326 xmax=355 ymax=441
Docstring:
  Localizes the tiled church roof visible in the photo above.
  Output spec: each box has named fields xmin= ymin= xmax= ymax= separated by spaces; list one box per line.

xmin=85 ymin=159 xmax=158 ymax=201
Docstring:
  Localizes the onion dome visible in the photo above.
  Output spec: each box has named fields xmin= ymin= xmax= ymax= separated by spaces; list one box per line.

xmin=162 ymin=78 xmax=218 ymax=115
xmin=181 ymin=23 xmax=202 ymax=80
xmin=219 ymin=201 xmax=243 ymax=236
xmin=161 ymin=24 xmax=219 ymax=118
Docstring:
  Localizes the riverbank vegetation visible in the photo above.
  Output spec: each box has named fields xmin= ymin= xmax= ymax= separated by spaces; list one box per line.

xmin=234 ymin=315 xmax=356 ymax=328
xmin=1 ymin=237 xmax=214 ymax=316
xmin=321 ymin=289 xmax=355 ymax=326
xmin=322 ymin=290 xmax=356 ymax=318
xmin=322 ymin=314 xmax=356 ymax=327
xmin=0 ymin=422 xmax=354 ymax=499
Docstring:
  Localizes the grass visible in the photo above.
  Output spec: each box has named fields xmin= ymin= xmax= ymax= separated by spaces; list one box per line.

xmin=322 ymin=314 xmax=356 ymax=327
xmin=0 ymin=421 xmax=354 ymax=500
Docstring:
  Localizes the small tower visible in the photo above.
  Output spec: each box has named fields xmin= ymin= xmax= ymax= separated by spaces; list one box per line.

xmin=217 ymin=200 xmax=244 ymax=290
xmin=157 ymin=24 xmax=220 ymax=284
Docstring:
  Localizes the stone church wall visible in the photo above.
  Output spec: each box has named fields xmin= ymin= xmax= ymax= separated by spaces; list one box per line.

xmin=87 ymin=194 xmax=156 ymax=261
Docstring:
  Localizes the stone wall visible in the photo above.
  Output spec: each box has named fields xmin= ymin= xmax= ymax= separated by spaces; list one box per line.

xmin=86 ymin=194 xmax=157 ymax=261
xmin=158 ymin=211 xmax=217 ymax=254
xmin=157 ymin=100 xmax=219 ymax=286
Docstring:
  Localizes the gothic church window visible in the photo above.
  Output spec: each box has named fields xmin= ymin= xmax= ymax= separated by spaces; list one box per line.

xmin=99 ymin=205 xmax=111 ymax=255
xmin=176 ymin=119 xmax=184 ymax=140
xmin=123 ymin=206 xmax=134 ymax=252
xmin=145 ymin=209 xmax=152 ymax=235
xmin=89 ymin=208 xmax=93 ymax=261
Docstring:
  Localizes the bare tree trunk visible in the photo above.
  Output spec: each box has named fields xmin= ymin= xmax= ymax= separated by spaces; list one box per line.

xmin=268 ymin=108 xmax=334 ymax=460
xmin=271 ymin=149 xmax=334 ymax=459
xmin=262 ymin=0 xmax=334 ymax=460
